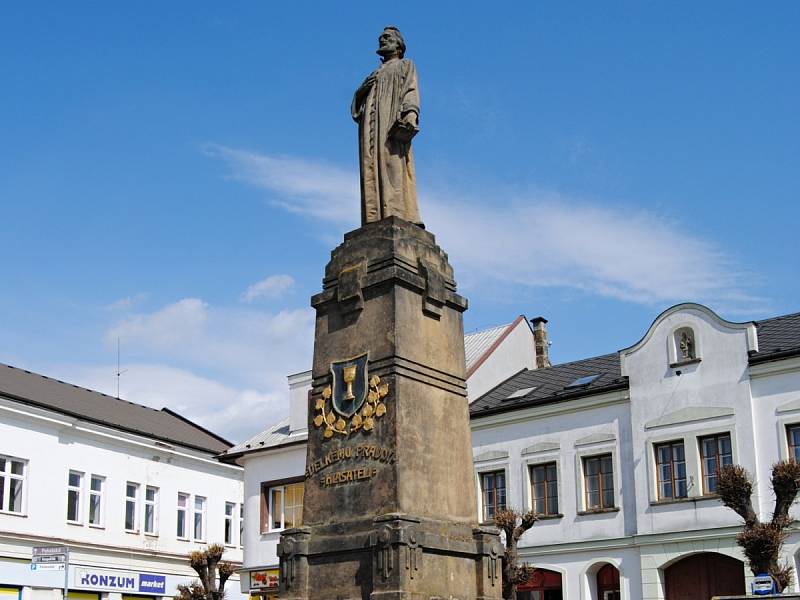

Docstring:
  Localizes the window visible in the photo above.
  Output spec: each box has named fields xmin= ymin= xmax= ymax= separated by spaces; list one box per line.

xmin=480 ymin=470 xmax=506 ymax=522
xmin=700 ymin=433 xmax=732 ymax=494
xmin=655 ymin=441 xmax=687 ymax=500
xmin=566 ymin=374 xmax=599 ymax=389
xmin=125 ymin=482 xmax=139 ymax=531
xmin=239 ymin=503 xmax=244 ymax=548
xmin=144 ymin=486 xmax=158 ymax=534
xmin=193 ymin=496 xmax=206 ymax=541
xmin=788 ymin=425 xmax=800 ymax=462
xmin=583 ymin=454 xmax=614 ymax=510
xmin=88 ymin=475 xmax=104 ymax=526
xmin=225 ymin=502 xmax=235 ymax=545
xmin=266 ymin=482 xmax=304 ymax=531
xmin=530 ymin=463 xmax=558 ymax=516
xmin=0 ymin=456 xmax=26 ymax=514
xmin=177 ymin=493 xmax=189 ymax=538
xmin=67 ymin=471 xmax=83 ymax=523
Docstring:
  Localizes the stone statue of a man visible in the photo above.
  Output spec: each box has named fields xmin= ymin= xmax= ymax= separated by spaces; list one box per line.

xmin=351 ymin=27 xmax=422 ymax=226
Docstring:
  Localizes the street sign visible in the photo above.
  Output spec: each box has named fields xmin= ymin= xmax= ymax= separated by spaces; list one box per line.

xmin=33 ymin=555 xmax=67 ymax=564
xmin=30 ymin=564 xmax=66 ymax=572
xmin=32 ymin=546 xmax=68 ymax=557
xmin=752 ymin=573 xmax=775 ymax=595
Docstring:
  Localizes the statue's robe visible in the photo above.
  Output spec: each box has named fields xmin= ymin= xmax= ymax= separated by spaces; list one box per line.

xmin=352 ymin=57 xmax=421 ymax=226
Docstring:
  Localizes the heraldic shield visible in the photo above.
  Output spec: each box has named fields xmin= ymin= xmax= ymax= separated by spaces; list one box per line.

xmin=330 ymin=353 xmax=369 ymax=418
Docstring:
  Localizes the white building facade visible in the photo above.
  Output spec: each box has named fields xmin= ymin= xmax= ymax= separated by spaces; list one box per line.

xmin=0 ymin=365 xmax=246 ymax=600
xmin=470 ymin=304 xmax=800 ymax=600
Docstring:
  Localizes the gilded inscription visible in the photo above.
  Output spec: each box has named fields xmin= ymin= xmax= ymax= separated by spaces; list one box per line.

xmin=322 ymin=467 xmax=379 ymax=486
xmin=306 ymin=444 xmax=395 ymax=478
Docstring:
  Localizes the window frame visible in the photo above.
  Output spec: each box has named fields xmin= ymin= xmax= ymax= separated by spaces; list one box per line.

xmin=787 ymin=424 xmax=800 ymax=463
xmin=239 ymin=503 xmax=244 ymax=548
xmin=67 ymin=470 xmax=84 ymax=524
xmin=88 ymin=475 xmax=105 ymax=527
xmin=177 ymin=492 xmax=190 ymax=540
xmin=224 ymin=501 xmax=236 ymax=546
xmin=144 ymin=485 xmax=158 ymax=536
xmin=699 ymin=432 xmax=733 ymax=495
xmin=654 ymin=440 xmax=687 ymax=501
xmin=260 ymin=477 xmax=305 ymax=533
xmin=582 ymin=453 xmax=615 ymax=511
xmin=193 ymin=495 xmax=206 ymax=542
xmin=479 ymin=469 xmax=507 ymax=523
xmin=529 ymin=462 xmax=559 ymax=516
xmin=0 ymin=455 xmax=27 ymax=516
xmin=125 ymin=482 xmax=140 ymax=532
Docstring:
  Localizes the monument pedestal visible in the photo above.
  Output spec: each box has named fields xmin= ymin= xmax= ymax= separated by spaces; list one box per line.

xmin=279 ymin=217 xmax=502 ymax=600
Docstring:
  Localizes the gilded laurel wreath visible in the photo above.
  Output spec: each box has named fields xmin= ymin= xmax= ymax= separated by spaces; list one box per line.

xmin=313 ymin=375 xmax=389 ymax=439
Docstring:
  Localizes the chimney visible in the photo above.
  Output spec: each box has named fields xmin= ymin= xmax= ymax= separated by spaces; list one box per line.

xmin=531 ymin=317 xmax=551 ymax=368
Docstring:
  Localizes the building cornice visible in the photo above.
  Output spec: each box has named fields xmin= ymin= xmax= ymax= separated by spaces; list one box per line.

xmin=749 ymin=355 xmax=800 ymax=378
xmin=470 ymin=389 xmax=629 ymax=431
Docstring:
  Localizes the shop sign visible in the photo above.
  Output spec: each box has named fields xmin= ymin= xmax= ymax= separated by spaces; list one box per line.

xmin=249 ymin=569 xmax=279 ymax=590
xmin=73 ymin=568 xmax=166 ymax=595
xmin=752 ymin=573 xmax=775 ymax=595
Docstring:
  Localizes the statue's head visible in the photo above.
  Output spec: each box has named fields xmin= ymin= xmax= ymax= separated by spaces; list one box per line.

xmin=377 ymin=26 xmax=405 ymax=60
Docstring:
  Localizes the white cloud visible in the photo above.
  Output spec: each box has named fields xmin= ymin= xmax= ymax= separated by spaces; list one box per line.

xmin=60 ymin=363 xmax=284 ymax=444
xmin=106 ymin=293 xmax=148 ymax=312
xmin=242 ymin=274 xmax=295 ymax=303
xmin=100 ymin=297 xmax=315 ymax=442
xmin=206 ymin=145 xmax=764 ymax=311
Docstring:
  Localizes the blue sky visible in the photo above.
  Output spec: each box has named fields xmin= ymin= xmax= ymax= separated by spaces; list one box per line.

xmin=1 ymin=2 xmax=798 ymax=442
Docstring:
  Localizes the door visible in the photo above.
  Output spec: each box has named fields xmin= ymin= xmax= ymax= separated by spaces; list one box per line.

xmin=664 ymin=552 xmax=745 ymax=600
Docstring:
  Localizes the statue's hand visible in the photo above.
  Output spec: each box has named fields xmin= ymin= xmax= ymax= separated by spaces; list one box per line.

xmin=401 ymin=111 xmax=418 ymax=129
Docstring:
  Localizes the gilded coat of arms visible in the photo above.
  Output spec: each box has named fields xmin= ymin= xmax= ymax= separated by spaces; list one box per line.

xmin=313 ymin=352 xmax=389 ymax=439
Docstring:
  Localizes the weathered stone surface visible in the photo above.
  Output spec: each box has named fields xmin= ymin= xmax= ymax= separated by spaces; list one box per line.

xmin=280 ymin=217 xmax=502 ymax=600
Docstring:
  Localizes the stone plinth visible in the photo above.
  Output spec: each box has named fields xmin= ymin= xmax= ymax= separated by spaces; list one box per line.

xmin=278 ymin=217 xmax=502 ymax=600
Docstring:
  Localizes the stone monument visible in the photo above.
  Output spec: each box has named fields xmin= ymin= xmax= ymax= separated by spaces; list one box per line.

xmin=277 ymin=27 xmax=503 ymax=600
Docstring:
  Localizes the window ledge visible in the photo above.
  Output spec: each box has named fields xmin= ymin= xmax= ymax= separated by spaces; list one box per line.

xmin=650 ymin=494 xmax=720 ymax=506
xmin=177 ymin=537 xmax=190 ymax=542
xmin=534 ymin=513 xmax=564 ymax=521
xmin=144 ymin=532 xmax=159 ymax=538
xmin=67 ymin=520 xmax=83 ymax=526
xmin=88 ymin=524 xmax=105 ymax=529
xmin=669 ymin=358 xmax=701 ymax=368
xmin=0 ymin=510 xmax=26 ymax=518
xmin=124 ymin=529 xmax=140 ymax=534
xmin=577 ymin=507 xmax=619 ymax=516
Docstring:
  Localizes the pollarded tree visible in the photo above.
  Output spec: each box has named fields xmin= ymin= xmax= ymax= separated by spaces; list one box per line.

xmin=175 ymin=544 xmax=234 ymax=600
xmin=717 ymin=461 xmax=800 ymax=592
xmin=493 ymin=508 xmax=538 ymax=600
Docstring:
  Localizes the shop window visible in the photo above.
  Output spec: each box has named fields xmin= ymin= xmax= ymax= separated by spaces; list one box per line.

xmin=583 ymin=454 xmax=614 ymax=510
xmin=517 ymin=568 xmax=562 ymax=600
xmin=67 ymin=471 xmax=83 ymax=523
xmin=177 ymin=492 xmax=189 ymax=539
xmin=655 ymin=441 xmax=687 ymax=500
xmin=88 ymin=475 xmax=104 ymax=526
xmin=480 ymin=470 xmax=506 ymax=522
xmin=700 ymin=433 xmax=733 ymax=494
xmin=530 ymin=463 xmax=559 ymax=516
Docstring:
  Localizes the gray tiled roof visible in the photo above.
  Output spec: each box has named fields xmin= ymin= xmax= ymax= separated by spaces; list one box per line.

xmin=0 ymin=363 xmax=231 ymax=454
xmin=471 ymin=309 xmax=800 ymax=418
xmin=753 ymin=312 xmax=800 ymax=361
xmin=470 ymin=353 xmax=625 ymax=417
xmin=220 ymin=417 xmax=307 ymax=460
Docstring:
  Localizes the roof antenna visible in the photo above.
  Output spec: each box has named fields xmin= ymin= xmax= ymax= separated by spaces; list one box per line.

xmin=116 ymin=337 xmax=128 ymax=399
